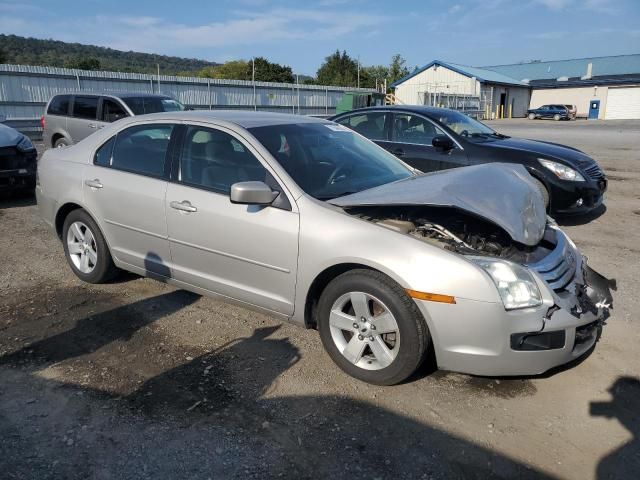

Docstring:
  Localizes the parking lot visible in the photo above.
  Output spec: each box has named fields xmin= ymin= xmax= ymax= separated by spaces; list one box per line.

xmin=1 ymin=119 xmax=639 ymax=479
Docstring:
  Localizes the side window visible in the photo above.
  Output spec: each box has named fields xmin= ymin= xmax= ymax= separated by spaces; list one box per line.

xmin=111 ymin=124 xmax=173 ymax=177
xmin=47 ymin=95 xmax=71 ymax=116
xmin=94 ymin=136 xmax=115 ymax=167
xmin=102 ymin=99 xmax=128 ymax=123
xmin=72 ymin=96 xmax=98 ymax=120
xmin=335 ymin=112 xmax=388 ymax=141
xmin=180 ymin=126 xmax=267 ymax=194
xmin=392 ymin=114 xmax=444 ymax=145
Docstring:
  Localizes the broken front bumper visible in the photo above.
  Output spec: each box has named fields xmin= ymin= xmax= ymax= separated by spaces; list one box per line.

xmin=414 ymin=233 xmax=615 ymax=377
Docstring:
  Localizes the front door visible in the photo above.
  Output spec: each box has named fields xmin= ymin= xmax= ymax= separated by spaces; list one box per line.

xmin=390 ymin=112 xmax=468 ymax=172
xmin=82 ymin=123 xmax=174 ymax=275
xmin=165 ymin=124 xmax=299 ymax=315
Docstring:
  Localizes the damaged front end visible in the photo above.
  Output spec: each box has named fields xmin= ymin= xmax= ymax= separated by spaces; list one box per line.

xmin=331 ymin=164 xmax=615 ymax=372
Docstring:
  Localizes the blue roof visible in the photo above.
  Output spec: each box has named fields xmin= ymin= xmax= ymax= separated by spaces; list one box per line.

xmin=390 ymin=60 xmax=529 ymax=88
xmin=481 ymin=54 xmax=640 ymax=81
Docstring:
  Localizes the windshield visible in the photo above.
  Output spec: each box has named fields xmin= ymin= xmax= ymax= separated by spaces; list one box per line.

xmin=123 ymin=97 xmax=185 ymax=115
xmin=249 ymin=122 xmax=413 ymax=200
xmin=432 ymin=110 xmax=497 ymax=137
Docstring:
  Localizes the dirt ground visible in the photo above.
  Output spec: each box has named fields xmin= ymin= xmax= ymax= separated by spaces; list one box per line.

xmin=1 ymin=119 xmax=638 ymax=479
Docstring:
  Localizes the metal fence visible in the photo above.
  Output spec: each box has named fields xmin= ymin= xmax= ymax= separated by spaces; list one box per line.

xmin=0 ymin=64 xmax=373 ymax=137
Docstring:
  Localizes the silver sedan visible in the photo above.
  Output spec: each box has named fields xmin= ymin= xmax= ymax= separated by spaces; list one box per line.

xmin=36 ymin=111 xmax=614 ymax=385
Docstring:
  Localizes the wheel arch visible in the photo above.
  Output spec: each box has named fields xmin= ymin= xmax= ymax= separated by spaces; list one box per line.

xmin=304 ymin=262 xmax=393 ymax=329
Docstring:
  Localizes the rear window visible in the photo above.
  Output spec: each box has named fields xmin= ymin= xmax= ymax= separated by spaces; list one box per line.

xmin=72 ymin=96 xmax=98 ymax=120
xmin=122 ymin=97 xmax=185 ymax=115
xmin=47 ymin=95 xmax=71 ymax=116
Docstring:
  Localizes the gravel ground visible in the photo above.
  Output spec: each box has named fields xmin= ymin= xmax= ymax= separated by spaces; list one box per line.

xmin=1 ymin=119 xmax=638 ymax=479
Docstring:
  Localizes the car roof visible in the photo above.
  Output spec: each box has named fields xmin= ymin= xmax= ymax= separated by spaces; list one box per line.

xmin=53 ymin=92 xmax=174 ymax=99
xmin=331 ymin=105 xmax=460 ymax=118
xmin=125 ymin=110 xmax=332 ymax=128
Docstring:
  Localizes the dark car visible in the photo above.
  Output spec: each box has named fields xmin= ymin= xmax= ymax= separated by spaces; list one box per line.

xmin=527 ymin=104 xmax=571 ymax=121
xmin=0 ymin=122 xmax=37 ymax=194
xmin=330 ymin=106 xmax=606 ymax=215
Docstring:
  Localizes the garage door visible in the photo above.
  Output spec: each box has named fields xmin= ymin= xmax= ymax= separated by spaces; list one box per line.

xmin=605 ymin=87 xmax=640 ymax=119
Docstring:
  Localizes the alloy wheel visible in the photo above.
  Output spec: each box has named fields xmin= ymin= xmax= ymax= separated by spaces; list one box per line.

xmin=329 ymin=291 xmax=400 ymax=370
xmin=66 ymin=221 xmax=98 ymax=273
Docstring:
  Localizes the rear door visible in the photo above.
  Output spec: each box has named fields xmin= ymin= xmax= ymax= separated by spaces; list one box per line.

xmin=333 ymin=111 xmax=393 ymax=150
xmin=82 ymin=122 xmax=174 ymax=276
xmin=165 ymin=124 xmax=299 ymax=315
xmin=390 ymin=112 xmax=468 ymax=172
xmin=68 ymin=95 xmax=100 ymax=143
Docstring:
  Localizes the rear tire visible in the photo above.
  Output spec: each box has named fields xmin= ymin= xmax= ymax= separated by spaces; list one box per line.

xmin=317 ymin=269 xmax=430 ymax=385
xmin=54 ymin=137 xmax=69 ymax=148
xmin=62 ymin=209 xmax=118 ymax=283
xmin=531 ymin=177 xmax=550 ymax=210
xmin=528 ymin=113 xmax=536 ymax=120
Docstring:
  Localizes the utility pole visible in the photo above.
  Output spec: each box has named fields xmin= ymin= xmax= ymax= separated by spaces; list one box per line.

xmin=157 ymin=64 xmax=160 ymax=93
xmin=357 ymin=56 xmax=360 ymax=89
xmin=252 ymin=58 xmax=256 ymax=111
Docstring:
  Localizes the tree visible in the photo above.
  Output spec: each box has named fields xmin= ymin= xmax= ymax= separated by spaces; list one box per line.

xmin=315 ymin=50 xmax=359 ymax=87
xmin=388 ymin=54 xmax=410 ymax=85
xmin=250 ymin=57 xmax=294 ymax=83
xmin=198 ymin=60 xmax=250 ymax=80
xmin=64 ymin=57 xmax=101 ymax=70
xmin=360 ymin=65 xmax=389 ymax=89
xmin=0 ymin=48 xmax=6 ymax=64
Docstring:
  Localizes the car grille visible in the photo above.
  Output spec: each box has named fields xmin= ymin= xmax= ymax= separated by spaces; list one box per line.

xmin=527 ymin=230 xmax=577 ymax=291
xmin=583 ymin=164 xmax=604 ymax=180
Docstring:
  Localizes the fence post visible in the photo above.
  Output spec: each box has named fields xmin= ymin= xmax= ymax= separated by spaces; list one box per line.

xmin=208 ymin=79 xmax=212 ymax=110
xmin=76 ymin=73 xmax=81 ymax=91
xmin=325 ymin=87 xmax=328 ymax=115
xmin=292 ymin=83 xmax=295 ymax=114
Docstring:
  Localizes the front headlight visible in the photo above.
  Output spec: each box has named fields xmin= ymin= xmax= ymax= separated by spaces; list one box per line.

xmin=470 ymin=257 xmax=542 ymax=310
xmin=538 ymin=158 xmax=584 ymax=181
xmin=17 ymin=135 xmax=35 ymax=152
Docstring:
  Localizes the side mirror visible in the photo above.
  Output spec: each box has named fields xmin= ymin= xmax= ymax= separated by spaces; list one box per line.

xmin=230 ymin=181 xmax=278 ymax=205
xmin=432 ymin=135 xmax=454 ymax=150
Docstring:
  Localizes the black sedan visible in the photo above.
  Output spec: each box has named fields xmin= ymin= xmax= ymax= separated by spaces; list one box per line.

xmin=0 ymin=122 xmax=37 ymax=194
xmin=330 ymin=106 xmax=606 ymax=215
xmin=527 ymin=104 xmax=572 ymax=121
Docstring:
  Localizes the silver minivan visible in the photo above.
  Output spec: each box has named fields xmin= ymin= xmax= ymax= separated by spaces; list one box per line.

xmin=42 ymin=93 xmax=185 ymax=148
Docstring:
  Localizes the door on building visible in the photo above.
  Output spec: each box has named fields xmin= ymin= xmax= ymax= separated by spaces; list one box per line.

xmin=499 ymin=93 xmax=507 ymax=118
xmin=588 ymin=100 xmax=600 ymax=120
xmin=605 ymin=87 xmax=640 ymax=119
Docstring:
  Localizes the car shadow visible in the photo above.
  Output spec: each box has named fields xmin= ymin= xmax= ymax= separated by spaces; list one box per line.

xmin=0 ymin=319 xmax=558 ymax=479
xmin=555 ymin=204 xmax=606 ymax=226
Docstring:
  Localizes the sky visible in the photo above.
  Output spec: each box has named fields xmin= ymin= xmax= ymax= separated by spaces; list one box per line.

xmin=1 ymin=0 xmax=639 ymax=75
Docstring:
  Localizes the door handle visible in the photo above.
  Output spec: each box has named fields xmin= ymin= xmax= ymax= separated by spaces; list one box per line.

xmin=84 ymin=179 xmax=103 ymax=189
xmin=170 ymin=200 xmax=197 ymax=213
xmin=392 ymin=148 xmax=405 ymax=157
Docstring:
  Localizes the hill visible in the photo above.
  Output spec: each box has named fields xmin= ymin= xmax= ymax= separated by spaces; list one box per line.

xmin=0 ymin=34 xmax=218 ymax=75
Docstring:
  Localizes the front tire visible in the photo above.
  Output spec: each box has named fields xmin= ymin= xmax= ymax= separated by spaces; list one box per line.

xmin=62 ymin=209 xmax=118 ymax=283
xmin=317 ymin=269 xmax=429 ymax=385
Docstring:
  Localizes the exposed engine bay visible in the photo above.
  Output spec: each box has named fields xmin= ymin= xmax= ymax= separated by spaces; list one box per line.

xmin=347 ymin=205 xmax=556 ymax=265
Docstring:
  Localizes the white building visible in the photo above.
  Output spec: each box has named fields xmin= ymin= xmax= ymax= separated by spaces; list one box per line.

xmin=392 ymin=54 xmax=640 ymax=120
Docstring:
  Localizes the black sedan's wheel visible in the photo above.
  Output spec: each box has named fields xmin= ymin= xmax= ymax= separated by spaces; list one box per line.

xmin=317 ymin=269 xmax=429 ymax=385
xmin=531 ymin=177 xmax=550 ymax=210
xmin=528 ymin=113 xmax=536 ymax=120
xmin=62 ymin=209 xmax=118 ymax=283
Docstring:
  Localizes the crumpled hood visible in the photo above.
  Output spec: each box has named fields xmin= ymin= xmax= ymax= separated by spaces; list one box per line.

xmin=0 ymin=123 xmax=23 ymax=147
xmin=330 ymin=163 xmax=547 ymax=246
